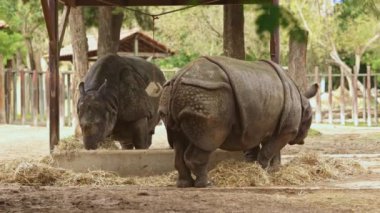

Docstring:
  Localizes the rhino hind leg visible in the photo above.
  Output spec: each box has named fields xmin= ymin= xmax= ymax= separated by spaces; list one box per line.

xmin=258 ymin=131 xmax=297 ymax=169
xmin=184 ymin=144 xmax=212 ymax=188
xmin=169 ymin=129 xmax=194 ymax=187
xmin=244 ymin=146 xmax=261 ymax=162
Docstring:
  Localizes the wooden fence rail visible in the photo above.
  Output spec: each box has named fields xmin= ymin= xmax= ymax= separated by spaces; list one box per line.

xmin=2 ymin=69 xmax=73 ymax=127
xmin=1 ymin=67 xmax=379 ymax=127
xmin=308 ymin=66 xmax=380 ymax=126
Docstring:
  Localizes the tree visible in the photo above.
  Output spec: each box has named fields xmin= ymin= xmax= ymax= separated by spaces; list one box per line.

xmin=97 ymin=7 xmax=124 ymax=58
xmin=69 ymin=7 xmax=89 ymax=137
xmin=290 ymin=0 xmax=380 ymax=95
xmin=288 ymin=29 xmax=309 ymax=92
xmin=0 ymin=0 xmax=45 ymax=70
xmin=223 ymin=5 xmax=245 ymax=60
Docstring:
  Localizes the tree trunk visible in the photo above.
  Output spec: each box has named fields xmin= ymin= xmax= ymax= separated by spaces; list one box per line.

xmin=288 ymin=30 xmax=309 ymax=93
xmin=97 ymin=7 xmax=124 ymax=58
xmin=330 ymin=48 xmax=365 ymax=97
xmin=69 ymin=7 xmax=89 ymax=137
xmin=25 ymin=37 xmax=36 ymax=70
xmin=0 ymin=54 xmax=5 ymax=123
xmin=223 ymin=5 xmax=245 ymax=60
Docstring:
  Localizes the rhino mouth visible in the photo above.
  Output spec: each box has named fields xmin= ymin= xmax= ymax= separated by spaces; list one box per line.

xmin=83 ymin=135 xmax=102 ymax=150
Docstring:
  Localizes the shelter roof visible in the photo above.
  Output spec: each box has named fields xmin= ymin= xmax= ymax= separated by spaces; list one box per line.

xmin=59 ymin=28 xmax=174 ymax=61
xmin=0 ymin=20 xmax=8 ymax=30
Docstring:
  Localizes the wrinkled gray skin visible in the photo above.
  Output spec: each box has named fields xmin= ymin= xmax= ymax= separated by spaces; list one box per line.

xmin=159 ymin=56 xmax=318 ymax=188
xmin=77 ymin=54 xmax=166 ymax=150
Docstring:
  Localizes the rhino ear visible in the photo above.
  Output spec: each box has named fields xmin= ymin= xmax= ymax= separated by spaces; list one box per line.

xmin=304 ymin=83 xmax=319 ymax=99
xmin=98 ymin=79 xmax=107 ymax=95
xmin=79 ymin=82 xmax=85 ymax=97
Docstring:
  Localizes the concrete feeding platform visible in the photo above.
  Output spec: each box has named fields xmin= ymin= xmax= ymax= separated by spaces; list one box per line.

xmin=52 ymin=149 xmax=244 ymax=176
xmin=52 ymin=151 xmax=380 ymax=177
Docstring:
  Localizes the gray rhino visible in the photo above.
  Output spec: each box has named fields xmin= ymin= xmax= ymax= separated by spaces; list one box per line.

xmin=77 ymin=54 xmax=166 ymax=150
xmin=159 ymin=56 xmax=318 ymax=187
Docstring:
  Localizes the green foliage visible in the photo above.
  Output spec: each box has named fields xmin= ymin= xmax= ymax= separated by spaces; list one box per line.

xmin=0 ymin=31 xmax=24 ymax=61
xmin=155 ymin=51 xmax=200 ymax=69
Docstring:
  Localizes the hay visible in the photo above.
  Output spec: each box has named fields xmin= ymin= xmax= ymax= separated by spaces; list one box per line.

xmin=208 ymin=152 xmax=366 ymax=187
xmin=56 ymin=136 xmax=119 ymax=152
xmin=0 ymin=158 xmax=175 ymax=187
xmin=0 ymin=152 xmax=367 ymax=187
xmin=209 ymin=161 xmax=270 ymax=187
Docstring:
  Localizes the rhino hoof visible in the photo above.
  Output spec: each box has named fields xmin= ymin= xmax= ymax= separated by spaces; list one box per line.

xmin=194 ymin=179 xmax=210 ymax=188
xmin=177 ymin=179 xmax=194 ymax=188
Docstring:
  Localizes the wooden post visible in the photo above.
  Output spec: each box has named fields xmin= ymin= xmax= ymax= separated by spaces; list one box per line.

xmin=328 ymin=66 xmax=333 ymax=124
xmin=42 ymin=0 xmax=60 ymax=151
xmin=5 ymin=68 xmax=10 ymax=123
xmin=340 ymin=67 xmax=345 ymax=125
xmin=0 ymin=54 xmax=5 ymax=123
xmin=32 ymin=69 xmax=39 ymax=126
xmin=134 ymin=35 xmax=139 ymax=56
xmin=59 ymin=73 xmax=65 ymax=127
xmin=67 ymin=73 xmax=72 ymax=126
xmin=315 ymin=66 xmax=322 ymax=123
xmin=367 ymin=66 xmax=372 ymax=126
xmin=39 ymin=72 xmax=45 ymax=121
xmin=13 ymin=71 xmax=17 ymax=122
xmin=352 ymin=71 xmax=359 ymax=126
xmin=20 ymin=69 xmax=26 ymax=124
xmin=362 ymin=75 xmax=367 ymax=122
xmin=45 ymin=70 xmax=49 ymax=127
xmin=374 ymin=74 xmax=378 ymax=126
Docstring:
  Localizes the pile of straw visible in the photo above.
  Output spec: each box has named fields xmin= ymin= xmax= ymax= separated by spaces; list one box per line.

xmin=56 ymin=136 xmax=119 ymax=152
xmin=210 ymin=152 xmax=366 ymax=187
xmin=0 ymin=152 xmax=366 ymax=187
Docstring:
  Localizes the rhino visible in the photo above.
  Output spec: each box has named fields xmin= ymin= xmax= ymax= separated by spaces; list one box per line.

xmin=77 ymin=54 xmax=166 ymax=150
xmin=159 ymin=56 xmax=318 ymax=187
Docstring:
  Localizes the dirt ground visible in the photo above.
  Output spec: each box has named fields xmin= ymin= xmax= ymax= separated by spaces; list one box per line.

xmin=1 ymin=123 xmax=380 ymax=212
xmin=0 ymin=185 xmax=379 ymax=212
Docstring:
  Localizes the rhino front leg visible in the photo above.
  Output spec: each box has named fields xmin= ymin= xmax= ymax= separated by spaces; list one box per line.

xmin=170 ymin=130 xmax=194 ymax=187
xmin=131 ymin=117 xmax=150 ymax=149
xmin=258 ymin=131 xmax=296 ymax=169
xmin=184 ymin=144 xmax=212 ymax=188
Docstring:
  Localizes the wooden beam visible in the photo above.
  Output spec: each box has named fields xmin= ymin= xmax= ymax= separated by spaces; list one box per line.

xmin=60 ymin=0 xmax=266 ymax=6
xmin=58 ymin=6 xmax=71 ymax=51
xmin=41 ymin=0 xmax=60 ymax=152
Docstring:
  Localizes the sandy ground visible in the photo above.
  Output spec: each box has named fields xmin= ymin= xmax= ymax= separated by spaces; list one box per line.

xmin=1 ymin=123 xmax=380 ymax=212
xmin=1 ymin=123 xmax=380 ymax=160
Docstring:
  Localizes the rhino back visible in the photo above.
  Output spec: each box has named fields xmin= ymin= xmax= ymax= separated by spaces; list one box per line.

xmin=167 ymin=56 xmax=289 ymax=150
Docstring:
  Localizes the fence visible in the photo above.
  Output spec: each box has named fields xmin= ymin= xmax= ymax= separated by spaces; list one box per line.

xmin=309 ymin=66 xmax=379 ymax=126
xmin=2 ymin=69 xmax=73 ymax=127
xmin=1 ymin=67 xmax=379 ymax=127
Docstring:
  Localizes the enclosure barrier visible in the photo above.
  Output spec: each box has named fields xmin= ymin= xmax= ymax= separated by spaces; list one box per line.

xmin=1 ymin=67 xmax=378 ymax=127
xmin=309 ymin=66 xmax=379 ymax=126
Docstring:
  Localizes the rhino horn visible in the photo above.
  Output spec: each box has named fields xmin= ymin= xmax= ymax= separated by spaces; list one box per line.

xmin=79 ymin=82 xmax=85 ymax=96
xmin=98 ymin=79 xmax=108 ymax=95
xmin=304 ymin=83 xmax=319 ymax=99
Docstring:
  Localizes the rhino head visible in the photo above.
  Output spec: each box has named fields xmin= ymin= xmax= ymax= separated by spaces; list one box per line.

xmin=289 ymin=83 xmax=319 ymax=145
xmin=77 ymin=80 xmax=118 ymax=150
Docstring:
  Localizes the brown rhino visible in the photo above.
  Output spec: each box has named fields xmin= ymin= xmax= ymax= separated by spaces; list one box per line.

xmin=159 ymin=56 xmax=318 ymax=188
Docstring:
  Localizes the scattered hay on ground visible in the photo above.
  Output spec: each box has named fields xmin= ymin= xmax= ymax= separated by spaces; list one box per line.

xmin=209 ymin=152 xmax=366 ymax=187
xmin=0 ymin=158 xmax=175 ymax=187
xmin=209 ymin=161 xmax=270 ymax=187
xmin=0 ymin=152 xmax=366 ymax=187
xmin=56 ymin=136 xmax=119 ymax=152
